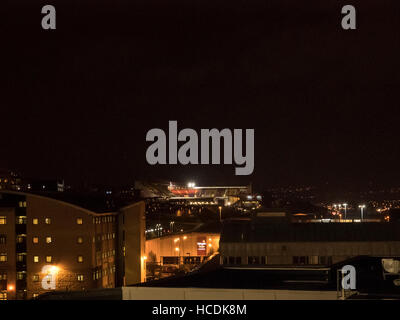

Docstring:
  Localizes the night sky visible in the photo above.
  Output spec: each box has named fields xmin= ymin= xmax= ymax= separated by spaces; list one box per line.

xmin=2 ymin=0 xmax=400 ymax=191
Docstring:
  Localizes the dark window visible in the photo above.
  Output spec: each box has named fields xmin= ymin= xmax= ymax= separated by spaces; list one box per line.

xmin=0 ymin=235 xmax=6 ymax=245
xmin=319 ymin=256 xmax=333 ymax=265
xmin=293 ymin=256 xmax=309 ymax=265
xmin=228 ymin=256 xmax=235 ymax=264
xmin=248 ymin=256 xmax=260 ymax=265
xmin=162 ymin=256 xmax=179 ymax=265
xmin=236 ymin=257 xmax=242 ymax=265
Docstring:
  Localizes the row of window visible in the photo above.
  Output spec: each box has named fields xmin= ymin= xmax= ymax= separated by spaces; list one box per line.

xmin=96 ymin=250 xmax=116 ymax=260
xmin=0 ymin=217 xmax=85 ymax=225
xmin=31 ymin=273 xmax=86 ymax=282
xmin=222 ymin=256 xmax=334 ymax=265
xmin=93 ymin=265 xmax=116 ymax=280
xmin=33 ymin=217 xmax=83 ymax=225
xmin=32 ymin=255 xmax=84 ymax=263
xmin=31 ymin=236 xmax=85 ymax=244
xmin=94 ymin=233 xmax=116 ymax=242
xmin=93 ymin=216 xmax=116 ymax=224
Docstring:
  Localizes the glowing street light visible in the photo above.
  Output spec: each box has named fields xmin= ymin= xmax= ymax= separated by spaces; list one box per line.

xmin=358 ymin=204 xmax=366 ymax=221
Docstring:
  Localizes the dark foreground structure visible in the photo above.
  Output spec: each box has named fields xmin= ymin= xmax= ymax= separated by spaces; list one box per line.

xmin=36 ymin=256 xmax=400 ymax=300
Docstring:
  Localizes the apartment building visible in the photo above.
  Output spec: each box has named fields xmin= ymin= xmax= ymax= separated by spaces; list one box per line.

xmin=0 ymin=191 xmax=119 ymax=299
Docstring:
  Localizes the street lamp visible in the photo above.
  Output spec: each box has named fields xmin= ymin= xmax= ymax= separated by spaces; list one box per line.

xmin=218 ymin=206 xmax=222 ymax=222
xmin=358 ymin=205 xmax=366 ymax=221
xmin=342 ymin=203 xmax=348 ymax=219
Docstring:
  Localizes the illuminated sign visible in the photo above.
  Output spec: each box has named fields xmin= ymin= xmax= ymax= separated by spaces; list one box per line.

xmin=197 ymin=237 xmax=207 ymax=256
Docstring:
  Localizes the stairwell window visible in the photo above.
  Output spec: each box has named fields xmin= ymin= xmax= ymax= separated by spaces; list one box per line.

xmin=0 ymin=253 xmax=7 ymax=262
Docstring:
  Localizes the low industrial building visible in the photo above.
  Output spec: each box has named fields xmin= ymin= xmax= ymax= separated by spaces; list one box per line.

xmin=219 ymin=211 xmax=400 ymax=267
xmin=145 ymin=231 xmax=220 ymax=269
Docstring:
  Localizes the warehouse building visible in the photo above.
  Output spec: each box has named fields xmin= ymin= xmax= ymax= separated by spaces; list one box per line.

xmin=219 ymin=212 xmax=400 ymax=267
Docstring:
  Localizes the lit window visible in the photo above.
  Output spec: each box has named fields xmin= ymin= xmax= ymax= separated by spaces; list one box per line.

xmin=32 ymin=274 xmax=40 ymax=282
xmin=77 ymin=255 xmax=83 ymax=263
xmin=18 ymin=201 xmax=27 ymax=208
xmin=17 ymin=253 xmax=26 ymax=262
xmin=76 ymin=218 xmax=83 ymax=225
xmin=32 ymin=293 xmax=39 ymax=298
xmin=46 ymin=237 xmax=52 ymax=244
xmin=33 ymin=256 xmax=39 ymax=263
xmin=0 ymin=253 xmax=7 ymax=262
xmin=33 ymin=236 xmax=39 ymax=244
xmin=16 ymin=216 xmax=26 ymax=224
xmin=0 ymin=272 xmax=7 ymax=280
xmin=45 ymin=256 xmax=52 ymax=263
xmin=32 ymin=218 xmax=38 ymax=225
xmin=77 ymin=237 xmax=83 ymax=244
xmin=77 ymin=274 xmax=84 ymax=282
xmin=0 ymin=216 xmax=6 ymax=225
xmin=45 ymin=218 xmax=51 ymax=224
xmin=16 ymin=235 xmax=25 ymax=243
xmin=17 ymin=272 xmax=26 ymax=280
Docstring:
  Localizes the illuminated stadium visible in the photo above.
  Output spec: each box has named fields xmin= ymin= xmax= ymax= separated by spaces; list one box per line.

xmin=135 ymin=181 xmax=257 ymax=207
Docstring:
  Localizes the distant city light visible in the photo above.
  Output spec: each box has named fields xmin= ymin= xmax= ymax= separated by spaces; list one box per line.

xmin=187 ymin=182 xmax=196 ymax=188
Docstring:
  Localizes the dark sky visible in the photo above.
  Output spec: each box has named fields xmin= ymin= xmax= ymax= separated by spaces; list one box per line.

xmin=1 ymin=0 xmax=400 ymax=191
